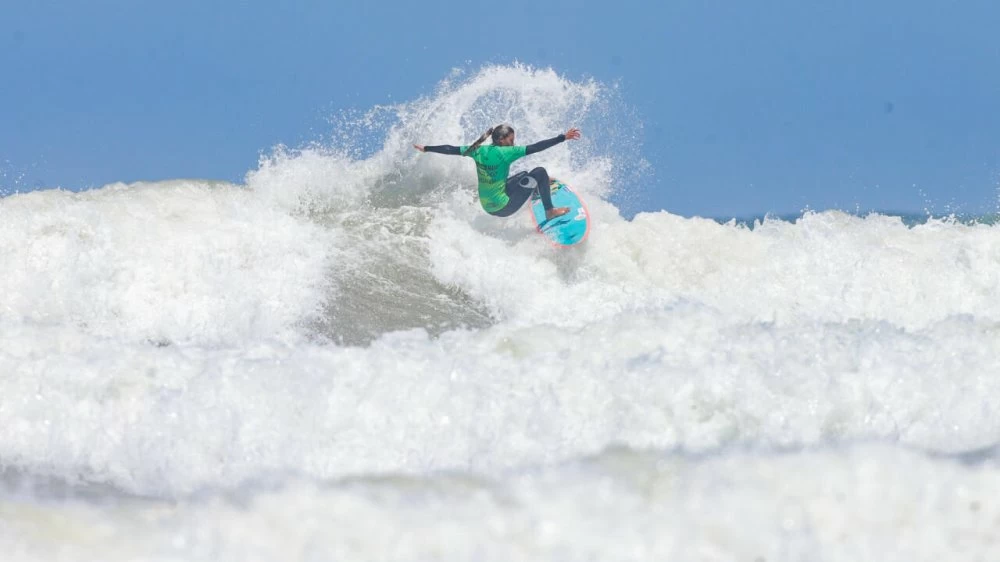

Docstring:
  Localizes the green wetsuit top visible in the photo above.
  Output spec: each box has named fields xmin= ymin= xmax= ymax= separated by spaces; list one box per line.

xmin=459 ymin=144 xmax=527 ymax=212
xmin=422 ymin=134 xmax=567 ymax=212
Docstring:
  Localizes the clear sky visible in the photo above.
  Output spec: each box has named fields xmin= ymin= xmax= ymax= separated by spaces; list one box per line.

xmin=3 ymin=0 xmax=999 ymax=218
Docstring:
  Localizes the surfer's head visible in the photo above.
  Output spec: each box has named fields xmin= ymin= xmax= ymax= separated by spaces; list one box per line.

xmin=491 ymin=124 xmax=515 ymax=146
xmin=462 ymin=124 xmax=515 ymax=156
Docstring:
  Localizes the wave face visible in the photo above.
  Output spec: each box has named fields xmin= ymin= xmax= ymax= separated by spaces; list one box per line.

xmin=3 ymin=65 xmax=1000 ymax=561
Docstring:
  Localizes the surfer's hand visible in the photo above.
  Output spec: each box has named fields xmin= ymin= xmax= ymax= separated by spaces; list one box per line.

xmin=564 ymin=128 xmax=581 ymax=140
xmin=413 ymin=144 xmax=426 ymax=152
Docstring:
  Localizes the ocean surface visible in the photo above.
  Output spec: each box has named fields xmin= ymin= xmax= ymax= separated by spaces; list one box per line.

xmin=2 ymin=65 xmax=999 ymax=561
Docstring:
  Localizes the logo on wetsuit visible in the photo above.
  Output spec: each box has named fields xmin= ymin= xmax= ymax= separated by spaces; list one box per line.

xmin=477 ymin=165 xmax=503 ymax=183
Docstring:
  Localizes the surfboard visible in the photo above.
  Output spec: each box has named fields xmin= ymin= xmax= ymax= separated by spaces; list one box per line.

xmin=529 ymin=179 xmax=590 ymax=246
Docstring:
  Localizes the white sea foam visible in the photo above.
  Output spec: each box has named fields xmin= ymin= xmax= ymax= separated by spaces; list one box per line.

xmin=2 ymin=304 xmax=999 ymax=498
xmin=3 ymin=446 xmax=999 ymax=562
xmin=2 ymin=64 xmax=999 ymax=560
xmin=0 ymin=180 xmax=336 ymax=345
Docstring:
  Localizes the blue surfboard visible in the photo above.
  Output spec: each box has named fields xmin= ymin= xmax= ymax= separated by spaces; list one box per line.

xmin=529 ymin=179 xmax=590 ymax=246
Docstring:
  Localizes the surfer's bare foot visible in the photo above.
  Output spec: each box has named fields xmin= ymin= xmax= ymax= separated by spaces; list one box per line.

xmin=545 ymin=207 xmax=570 ymax=220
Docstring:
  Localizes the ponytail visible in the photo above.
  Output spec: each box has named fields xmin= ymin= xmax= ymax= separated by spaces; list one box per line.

xmin=462 ymin=127 xmax=494 ymax=156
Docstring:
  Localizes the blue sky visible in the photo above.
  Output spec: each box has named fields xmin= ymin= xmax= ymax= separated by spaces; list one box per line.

xmin=3 ymin=0 xmax=999 ymax=218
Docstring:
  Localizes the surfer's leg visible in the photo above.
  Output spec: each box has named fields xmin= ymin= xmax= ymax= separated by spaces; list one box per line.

xmin=525 ymin=167 xmax=569 ymax=220
xmin=489 ymin=172 xmax=535 ymax=217
xmin=523 ymin=168 xmax=553 ymax=209
xmin=488 ymin=169 xmax=569 ymax=219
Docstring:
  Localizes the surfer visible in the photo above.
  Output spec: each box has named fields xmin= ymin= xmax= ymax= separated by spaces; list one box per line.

xmin=414 ymin=125 xmax=581 ymax=220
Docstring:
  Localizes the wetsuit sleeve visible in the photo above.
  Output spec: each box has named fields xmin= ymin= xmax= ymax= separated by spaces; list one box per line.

xmin=423 ymin=145 xmax=462 ymax=155
xmin=524 ymin=134 xmax=566 ymax=155
xmin=500 ymin=145 xmax=527 ymax=164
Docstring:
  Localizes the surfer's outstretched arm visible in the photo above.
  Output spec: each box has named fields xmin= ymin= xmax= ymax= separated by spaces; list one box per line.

xmin=524 ymin=135 xmax=565 ymax=155
xmin=413 ymin=144 xmax=462 ymax=155
xmin=524 ymin=128 xmax=582 ymax=155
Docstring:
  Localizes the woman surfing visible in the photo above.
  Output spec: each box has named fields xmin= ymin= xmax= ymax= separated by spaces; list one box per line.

xmin=414 ymin=125 xmax=582 ymax=220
